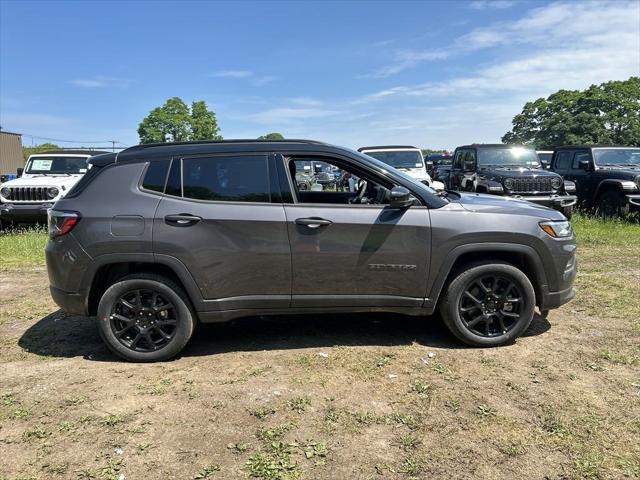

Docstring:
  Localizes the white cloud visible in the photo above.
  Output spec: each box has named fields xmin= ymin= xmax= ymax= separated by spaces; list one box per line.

xmin=469 ymin=0 xmax=516 ymax=10
xmin=245 ymin=107 xmax=341 ymax=125
xmin=210 ymin=70 xmax=278 ymax=86
xmin=70 ymin=76 xmax=132 ymax=88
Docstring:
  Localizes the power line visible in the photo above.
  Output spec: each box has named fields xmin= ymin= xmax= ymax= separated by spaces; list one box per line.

xmin=19 ymin=132 xmax=128 ymax=145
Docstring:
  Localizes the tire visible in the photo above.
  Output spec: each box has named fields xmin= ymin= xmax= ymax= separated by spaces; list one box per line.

xmin=562 ymin=205 xmax=573 ymax=220
xmin=439 ymin=262 xmax=536 ymax=347
xmin=96 ymin=273 xmax=195 ymax=362
xmin=598 ymin=190 xmax=629 ymax=217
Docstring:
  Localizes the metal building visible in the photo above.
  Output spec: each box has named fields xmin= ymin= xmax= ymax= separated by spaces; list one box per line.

xmin=0 ymin=130 xmax=24 ymax=176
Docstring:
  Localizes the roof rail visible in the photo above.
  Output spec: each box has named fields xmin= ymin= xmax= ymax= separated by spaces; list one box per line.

xmin=118 ymin=138 xmax=328 ymax=157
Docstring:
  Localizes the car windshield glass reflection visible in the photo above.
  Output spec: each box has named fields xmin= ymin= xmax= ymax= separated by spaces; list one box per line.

xmin=364 ymin=151 xmax=424 ymax=169
xmin=478 ymin=148 xmax=541 ymax=168
xmin=594 ymin=148 xmax=640 ymax=166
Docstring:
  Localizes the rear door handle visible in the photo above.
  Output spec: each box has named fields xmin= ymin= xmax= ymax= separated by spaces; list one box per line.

xmin=164 ymin=214 xmax=202 ymax=226
xmin=295 ymin=217 xmax=332 ymax=229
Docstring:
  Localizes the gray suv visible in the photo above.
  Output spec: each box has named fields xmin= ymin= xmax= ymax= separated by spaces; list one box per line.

xmin=46 ymin=140 xmax=577 ymax=361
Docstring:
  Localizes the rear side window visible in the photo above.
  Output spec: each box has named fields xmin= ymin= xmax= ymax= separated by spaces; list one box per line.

xmin=555 ymin=151 xmax=572 ymax=171
xmin=141 ymin=160 xmax=170 ymax=193
xmin=181 ymin=155 xmax=270 ymax=202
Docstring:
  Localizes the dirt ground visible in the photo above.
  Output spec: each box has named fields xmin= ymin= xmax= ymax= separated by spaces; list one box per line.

xmin=1 ymin=245 xmax=639 ymax=479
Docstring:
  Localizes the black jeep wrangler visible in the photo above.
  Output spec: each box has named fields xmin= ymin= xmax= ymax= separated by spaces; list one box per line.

xmin=550 ymin=146 xmax=640 ymax=216
xmin=448 ymin=144 xmax=577 ymax=219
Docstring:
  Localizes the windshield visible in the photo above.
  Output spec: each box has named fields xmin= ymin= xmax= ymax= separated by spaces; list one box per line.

xmin=363 ymin=150 xmax=424 ymax=169
xmin=478 ymin=147 xmax=541 ymax=167
xmin=593 ymin=148 xmax=640 ymax=166
xmin=348 ymin=148 xmax=439 ymax=198
xmin=537 ymin=153 xmax=552 ymax=163
xmin=26 ymin=156 xmax=89 ymax=174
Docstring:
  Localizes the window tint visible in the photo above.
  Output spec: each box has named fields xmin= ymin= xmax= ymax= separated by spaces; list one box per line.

xmin=555 ymin=151 xmax=572 ymax=171
xmin=572 ymin=152 xmax=590 ymax=169
xmin=165 ymin=158 xmax=182 ymax=197
xmin=141 ymin=160 xmax=170 ymax=193
xmin=182 ymin=155 xmax=269 ymax=202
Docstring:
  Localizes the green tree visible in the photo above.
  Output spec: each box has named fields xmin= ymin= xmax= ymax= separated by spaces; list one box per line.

xmin=502 ymin=77 xmax=640 ymax=147
xmin=191 ymin=101 xmax=222 ymax=140
xmin=22 ymin=142 xmax=60 ymax=160
xmin=258 ymin=132 xmax=285 ymax=140
xmin=138 ymin=97 xmax=222 ymax=144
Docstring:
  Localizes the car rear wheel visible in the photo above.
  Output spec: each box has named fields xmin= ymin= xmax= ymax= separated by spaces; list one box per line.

xmin=439 ymin=262 xmax=536 ymax=347
xmin=96 ymin=273 xmax=195 ymax=362
xmin=598 ymin=190 xmax=629 ymax=217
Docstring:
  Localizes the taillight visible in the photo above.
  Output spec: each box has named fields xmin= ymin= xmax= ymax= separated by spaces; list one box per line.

xmin=48 ymin=209 xmax=80 ymax=238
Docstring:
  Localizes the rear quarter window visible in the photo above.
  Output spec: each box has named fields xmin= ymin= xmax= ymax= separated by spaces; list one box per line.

xmin=141 ymin=159 xmax=170 ymax=193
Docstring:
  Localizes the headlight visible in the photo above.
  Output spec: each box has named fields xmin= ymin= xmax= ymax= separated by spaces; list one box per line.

xmin=0 ymin=186 xmax=10 ymax=198
xmin=550 ymin=177 xmax=562 ymax=190
xmin=47 ymin=187 xmax=59 ymax=199
xmin=539 ymin=220 xmax=573 ymax=238
xmin=503 ymin=178 xmax=514 ymax=190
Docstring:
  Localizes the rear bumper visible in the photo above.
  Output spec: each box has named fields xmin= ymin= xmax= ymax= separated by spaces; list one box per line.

xmin=513 ymin=194 xmax=577 ymax=209
xmin=49 ymin=286 xmax=88 ymax=315
xmin=0 ymin=202 xmax=53 ymax=222
xmin=626 ymin=194 xmax=640 ymax=208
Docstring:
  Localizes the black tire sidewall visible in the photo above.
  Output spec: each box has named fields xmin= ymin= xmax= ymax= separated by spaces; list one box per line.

xmin=96 ymin=277 xmax=194 ymax=362
xmin=441 ymin=263 xmax=536 ymax=347
xmin=599 ymin=191 xmax=629 ymax=217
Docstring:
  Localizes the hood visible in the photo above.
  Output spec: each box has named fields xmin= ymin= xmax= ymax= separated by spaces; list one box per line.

xmin=478 ymin=166 xmax=560 ymax=179
xmin=595 ymin=165 xmax=640 ymax=177
xmin=396 ymin=166 xmax=430 ymax=181
xmin=453 ymin=192 xmax=565 ymax=220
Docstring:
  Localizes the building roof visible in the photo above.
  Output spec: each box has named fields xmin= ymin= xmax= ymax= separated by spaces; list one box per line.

xmin=0 ymin=130 xmax=22 ymax=136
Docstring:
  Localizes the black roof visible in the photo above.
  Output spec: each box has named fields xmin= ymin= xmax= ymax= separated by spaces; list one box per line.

xmin=358 ymin=145 xmax=418 ymax=152
xmin=553 ymin=145 xmax=635 ymax=150
xmin=455 ymin=143 xmax=531 ymax=150
xmin=31 ymin=149 xmax=110 ymax=156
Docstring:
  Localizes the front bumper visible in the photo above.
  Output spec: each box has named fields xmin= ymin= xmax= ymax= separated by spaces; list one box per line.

xmin=0 ymin=202 xmax=53 ymax=222
xmin=540 ymin=285 xmax=576 ymax=310
xmin=512 ymin=194 xmax=577 ymax=210
xmin=626 ymin=194 xmax=640 ymax=208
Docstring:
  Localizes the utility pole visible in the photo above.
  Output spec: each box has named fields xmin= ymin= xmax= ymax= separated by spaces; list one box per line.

xmin=111 ymin=140 xmax=116 ymax=152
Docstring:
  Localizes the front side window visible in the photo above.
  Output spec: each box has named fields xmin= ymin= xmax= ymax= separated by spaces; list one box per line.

xmin=181 ymin=155 xmax=270 ymax=202
xmin=593 ymin=148 xmax=640 ymax=166
xmin=572 ymin=152 xmax=591 ymax=170
xmin=287 ymin=157 xmax=394 ymax=205
xmin=477 ymin=147 xmax=540 ymax=168
xmin=26 ymin=156 xmax=88 ymax=174
xmin=556 ymin=151 xmax=572 ymax=171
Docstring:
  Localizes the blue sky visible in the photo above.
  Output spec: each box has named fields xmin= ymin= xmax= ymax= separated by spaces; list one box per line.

xmin=1 ymin=0 xmax=638 ymax=150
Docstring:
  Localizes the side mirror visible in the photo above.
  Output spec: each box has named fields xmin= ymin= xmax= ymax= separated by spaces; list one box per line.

xmin=579 ymin=159 xmax=591 ymax=171
xmin=540 ymin=159 xmax=550 ymax=169
xmin=17 ymin=167 xmax=24 ymax=178
xmin=389 ymin=186 xmax=413 ymax=209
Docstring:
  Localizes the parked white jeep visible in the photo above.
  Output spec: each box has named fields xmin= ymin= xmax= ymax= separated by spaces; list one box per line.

xmin=0 ymin=150 xmax=104 ymax=225
xmin=358 ymin=146 xmax=446 ymax=191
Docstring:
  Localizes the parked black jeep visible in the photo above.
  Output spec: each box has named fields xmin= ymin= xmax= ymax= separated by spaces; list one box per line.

xmin=448 ymin=144 xmax=577 ymax=219
xmin=550 ymin=146 xmax=640 ymax=216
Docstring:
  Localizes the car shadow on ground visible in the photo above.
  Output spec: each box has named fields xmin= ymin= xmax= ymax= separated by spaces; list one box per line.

xmin=18 ymin=310 xmax=551 ymax=362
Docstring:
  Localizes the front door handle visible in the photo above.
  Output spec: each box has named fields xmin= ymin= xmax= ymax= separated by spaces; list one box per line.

xmin=295 ymin=217 xmax=332 ymax=229
xmin=164 ymin=214 xmax=202 ymax=226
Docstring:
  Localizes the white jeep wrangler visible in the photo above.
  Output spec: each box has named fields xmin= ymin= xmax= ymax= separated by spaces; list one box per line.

xmin=0 ymin=150 xmax=104 ymax=225
xmin=358 ymin=146 xmax=446 ymax=191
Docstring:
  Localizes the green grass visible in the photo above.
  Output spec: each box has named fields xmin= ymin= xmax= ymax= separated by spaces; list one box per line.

xmin=0 ymin=227 xmax=48 ymax=268
xmin=571 ymin=212 xmax=640 ymax=246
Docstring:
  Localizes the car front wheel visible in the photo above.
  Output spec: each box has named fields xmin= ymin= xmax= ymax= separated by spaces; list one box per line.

xmin=96 ymin=273 xmax=195 ymax=362
xmin=439 ymin=262 xmax=536 ymax=347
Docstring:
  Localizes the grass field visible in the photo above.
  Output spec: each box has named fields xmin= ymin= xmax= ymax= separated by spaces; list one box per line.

xmin=1 ymin=214 xmax=639 ymax=480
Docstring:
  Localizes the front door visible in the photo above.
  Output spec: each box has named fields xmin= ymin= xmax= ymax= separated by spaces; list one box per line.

xmin=153 ymin=154 xmax=291 ymax=310
xmin=279 ymin=155 xmax=431 ymax=308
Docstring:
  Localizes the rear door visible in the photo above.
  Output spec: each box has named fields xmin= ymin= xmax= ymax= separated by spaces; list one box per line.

xmin=153 ymin=153 xmax=291 ymax=310
xmin=278 ymin=153 xmax=431 ymax=308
